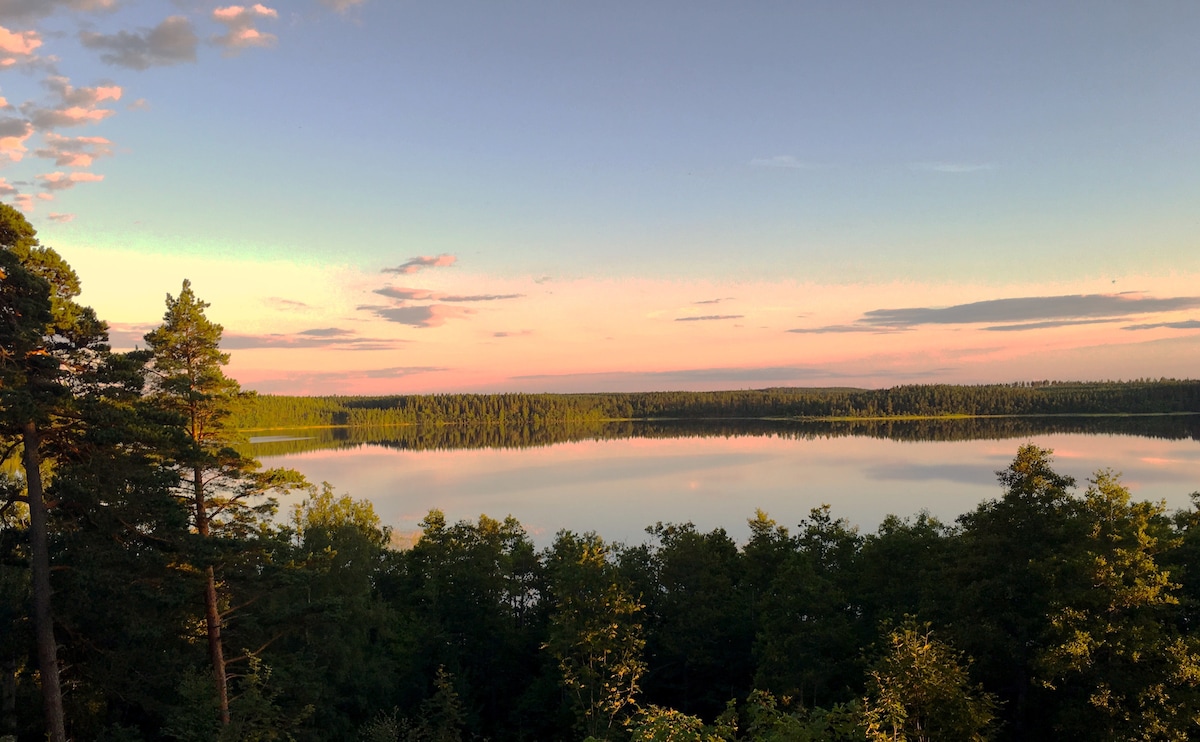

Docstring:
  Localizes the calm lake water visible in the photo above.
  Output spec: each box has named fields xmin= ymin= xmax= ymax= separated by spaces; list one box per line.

xmin=253 ymin=418 xmax=1200 ymax=545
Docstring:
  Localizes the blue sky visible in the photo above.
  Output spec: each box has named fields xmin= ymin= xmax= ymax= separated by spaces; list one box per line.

xmin=3 ymin=1 xmax=1199 ymax=393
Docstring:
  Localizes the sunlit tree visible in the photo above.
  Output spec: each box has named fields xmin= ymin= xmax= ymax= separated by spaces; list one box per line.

xmin=0 ymin=203 xmax=109 ymax=742
xmin=144 ymin=279 xmax=305 ymax=726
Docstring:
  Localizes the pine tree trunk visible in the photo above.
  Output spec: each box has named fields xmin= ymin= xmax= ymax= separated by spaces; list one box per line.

xmin=22 ymin=422 xmax=66 ymax=742
xmin=204 ymin=566 xmax=229 ymax=725
xmin=194 ymin=465 xmax=230 ymax=725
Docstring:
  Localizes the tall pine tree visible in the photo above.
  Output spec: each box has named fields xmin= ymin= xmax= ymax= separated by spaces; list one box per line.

xmin=143 ymin=280 xmax=304 ymax=726
xmin=0 ymin=203 xmax=109 ymax=742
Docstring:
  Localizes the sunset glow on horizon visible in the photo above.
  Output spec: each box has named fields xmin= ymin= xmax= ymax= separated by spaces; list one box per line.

xmin=3 ymin=3 xmax=1198 ymax=394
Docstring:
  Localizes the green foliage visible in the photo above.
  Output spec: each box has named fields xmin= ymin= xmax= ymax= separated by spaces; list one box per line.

xmin=635 ymin=522 xmax=754 ymax=718
xmin=950 ymin=445 xmax=1087 ymax=737
xmin=354 ymin=667 xmax=465 ymax=742
xmin=220 ymin=655 xmax=313 ymax=742
xmin=162 ymin=669 xmax=221 ymax=742
xmin=858 ymin=512 xmax=952 ymax=630
xmin=545 ymin=530 xmax=647 ymax=741
xmin=293 ymin=482 xmax=390 ymax=548
xmin=862 ymin=621 xmax=997 ymax=742
xmin=142 ymin=280 xmax=309 ymax=729
xmin=628 ymin=704 xmax=736 ymax=741
xmin=1036 ymin=471 xmax=1200 ymax=739
xmin=750 ymin=506 xmax=866 ymax=708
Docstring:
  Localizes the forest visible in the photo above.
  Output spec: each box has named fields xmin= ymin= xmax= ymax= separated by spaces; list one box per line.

xmin=230 ymin=379 xmax=1200 ymax=432
xmin=237 ymin=414 xmax=1200 ymax=460
xmin=5 ymin=202 xmax=1200 ymax=741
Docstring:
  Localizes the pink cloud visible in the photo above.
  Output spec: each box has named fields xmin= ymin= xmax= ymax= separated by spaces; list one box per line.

xmin=382 ymin=254 xmax=458 ymax=274
xmin=13 ymin=194 xmax=33 ymax=212
xmin=0 ymin=117 xmax=33 ymax=161
xmin=46 ymin=76 xmax=122 ymax=107
xmin=374 ymin=286 xmax=437 ymax=301
xmin=0 ymin=177 xmax=17 ymax=196
xmin=359 ymin=303 xmax=476 ymax=328
xmin=47 ymin=212 xmax=74 ymax=222
xmin=22 ymin=77 xmax=122 ymax=131
xmin=37 ymin=171 xmax=104 ymax=192
xmin=0 ymin=25 xmax=41 ymax=66
xmin=212 ymin=4 xmax=278 ymax=53
xmin=30 ymin=106 xmax=114 ymax=128
xmin=34 ymin=133 xmax=114 ymax=167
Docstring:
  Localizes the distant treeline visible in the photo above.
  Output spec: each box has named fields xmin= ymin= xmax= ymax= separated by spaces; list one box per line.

xmin=241 ymin=413 xmax=1200 ymax=458
xmin=231 ymin=379 xmax=1200 ymax=431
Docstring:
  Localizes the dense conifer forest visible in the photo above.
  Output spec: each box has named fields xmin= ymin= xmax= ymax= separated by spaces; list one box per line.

xmin=239 ymin=414 xmax=1200 ymax=459
xmin=231 ymin=380 xmax=1200 ymax=433
xmin=5 ymin=203 xmax=1200 ymax=740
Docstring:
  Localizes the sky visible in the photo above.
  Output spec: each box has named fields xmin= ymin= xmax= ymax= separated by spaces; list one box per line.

xmin=2 ymin=1 xmax=1199 ymax=395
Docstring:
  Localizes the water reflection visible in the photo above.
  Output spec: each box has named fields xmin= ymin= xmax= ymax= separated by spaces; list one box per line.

xmin=254 ymin=418 xmax=1200 ymax=546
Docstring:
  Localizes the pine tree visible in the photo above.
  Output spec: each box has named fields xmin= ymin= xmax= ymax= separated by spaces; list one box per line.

xmin=144 ymin=279 xmax=304 ymax=726
xmin=0 ymin=203 xmax=109 ymax=742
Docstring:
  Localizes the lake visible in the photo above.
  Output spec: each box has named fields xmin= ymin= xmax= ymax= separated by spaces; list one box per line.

xmin=252 ymin=416 xmax=1200 ymax=545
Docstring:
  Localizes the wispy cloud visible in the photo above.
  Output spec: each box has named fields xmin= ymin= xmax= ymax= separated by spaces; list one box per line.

xmin=362 ymin=366 xmax=443 ymax=378
xmin=80 ymin=15 xmax=198 ymax=70
xmin=515 ymin=365 xmax=841 ymax=384
xmin=375 ymin=286 xmax=435 ymax=301
xmin=374 ymin=285 xmax=522 ymax=303
xmin=358 ymin=303 xmax=475 ymax=328
xmin=787 ymin=324 xmax=907 ymax=334
xmin=786 ymin=293 xmax=1200 ymax=335
xmin=46 ymin=212 xmax=73 ymax=222
xmin=983 ymin=319 xmax=1123 ymax=332
xmin=750 ymin=155 xmax=813 ymax=170
xmin=675 ymin=314 xmax=743 ymax=322
xmin=694 ymin=297 xmax=734 ymax=305
xmin=382 ymin=254 xmax=457 ymax=274
xmin=242 ymin=365 xmax=447 ymax=394
xmin=859 ymin=293 xmax=1200 ymax=329
xmin=319 ymin=0 xmax=368 ymax=11
xmin=0 ymin=0 xmax=118 ymax=24
xmin=297 ymin=327 xmax=353 ymax=338
xmin=1123 ymin=320 xmax=1200 ymax=331
xmin=105 ymin=321 xmax=159 ymax=349
xmin=441 ymin=293 xmax=523 ymax=303
xmin=265 ymin=296 xmax=310 ymax=311
xmin=211 ymin=4 xmax=278 ymax=54
xmin=911 ymin=161 xmax=996 ymax=173
xmin=221 ymin=328 xmax=406 ymax=350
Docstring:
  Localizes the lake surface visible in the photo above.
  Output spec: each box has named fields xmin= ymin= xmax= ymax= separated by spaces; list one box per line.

xmin=253 ymin=417 xmax=1200 ymax=545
